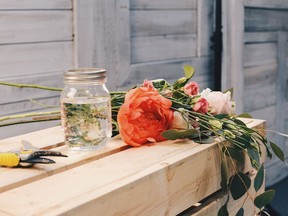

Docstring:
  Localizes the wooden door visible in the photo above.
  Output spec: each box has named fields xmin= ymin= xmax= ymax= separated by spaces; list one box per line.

xmin=222 ymin=0 xmax=288 ymax=186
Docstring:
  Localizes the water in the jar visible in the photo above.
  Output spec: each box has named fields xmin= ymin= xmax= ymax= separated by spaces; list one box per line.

xmin=61 ymin=97 xmax=112 ymax=150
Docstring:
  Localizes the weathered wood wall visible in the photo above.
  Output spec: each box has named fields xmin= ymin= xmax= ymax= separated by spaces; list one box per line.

xmin=83 ymin=0 xmax=215 ymax=91
xmin=243 ymin=0 xmax=288 ymax=186
xmin=0 ymin=0 xmax=75 ymax=116
xmin=223 ymin=0 xmax=288 ymax=186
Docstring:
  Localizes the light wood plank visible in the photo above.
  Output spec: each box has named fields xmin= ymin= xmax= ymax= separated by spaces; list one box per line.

xmin=0 ymin=120 xmax=265 ymax=216
xmin=131 ymin=10 xmax=197 ymax=37
xmin=131 ymin=0 xmax=197 ymax=9
xmin=245 ymin=8 xmax=288 ymax=32
xmin=243 ymin=43 xmax=277 ymax=67
xmin=244 ymin=0 xmax=288 ymax=9
xmin=0 ymin=127 xmax=127 ymax=193
xmin=0 ymin=11 xmax=72 ymax=44
xmin=183 ymin=172 xmax=264 ymax=216
xmin=131 ymin=34 xmax=197 ymax=63
xmin=244 ymin=32 xmax=278 ymax=43
xmin=0 ymin=42 xmax=74 ymax=77
xmin=0 ymin=0 xmax=72 ymax=10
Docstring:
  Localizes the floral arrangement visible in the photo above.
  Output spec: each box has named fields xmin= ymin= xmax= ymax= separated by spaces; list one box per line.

xmin=0 ymin=65 xmax=286 ymax=215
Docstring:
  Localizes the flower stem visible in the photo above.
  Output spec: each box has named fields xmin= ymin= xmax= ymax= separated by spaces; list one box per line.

xmin=0 ymin=110 xmax=61 ymax=122
xmin=0 ymin=82 xmax=62 ymax=91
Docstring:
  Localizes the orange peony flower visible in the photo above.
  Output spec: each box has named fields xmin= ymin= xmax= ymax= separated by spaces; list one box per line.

xmin=117 ymin=87 xmax=174 ymax=147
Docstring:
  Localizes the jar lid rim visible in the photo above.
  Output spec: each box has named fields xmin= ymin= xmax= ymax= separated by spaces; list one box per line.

xmin=64 ymin=68 xmax=106 ymax=82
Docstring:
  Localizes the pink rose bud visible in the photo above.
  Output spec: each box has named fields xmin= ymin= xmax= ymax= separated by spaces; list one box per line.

xmin=193 ymin=98 xmax=209 ymax=114
xmin=184 ymin=81 xmax=199 ymax=96
xmin=143 ymin=79 xmax=154 ymax=89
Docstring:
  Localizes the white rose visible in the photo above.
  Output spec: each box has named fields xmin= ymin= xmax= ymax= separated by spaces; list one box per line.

xmin=201 ymin=88 xmax=235 ymax=115
xmin=170 ymin=111 xmax=189 ymax=130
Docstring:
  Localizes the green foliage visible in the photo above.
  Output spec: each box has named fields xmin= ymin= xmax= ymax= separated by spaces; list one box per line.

xmin=223 ymin=147 xmax=244 ymax=164
xmin=235 ymin=208 xmax=244 ymax=216
xmin=254 ymin=165 xmax=264 ymax=192
xmin=220 ymin=156 xmax=229 ymax=192
xmin=254 ymin=190 xmax=275 ymax=209
xmin=237 ymin=113 xmax=253 ymax=118
xmin=230 ymin=172 xmax=251 ymax=200
xmin=161 ymin=129 xmax=199 ymax=140
xmin=218 ymin=203 xmax=229 ymax=216
xmin=270 ymin=141 xmax=285 ymax=162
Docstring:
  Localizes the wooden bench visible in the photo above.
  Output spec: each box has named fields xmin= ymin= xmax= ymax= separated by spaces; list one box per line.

xmin=0 ymin=119 xmax=265 ymax=215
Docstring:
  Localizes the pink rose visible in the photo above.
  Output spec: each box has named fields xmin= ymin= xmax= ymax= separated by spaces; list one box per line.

xmin=201 ymin=88 xmax=234 ymax=115
xmin=193 ymin=98 xmax=209 ymax=114
xmin=142 ymin=79 xmax=154 ymax=89
xmin=184 ymin=81 xmax=199 ymax=96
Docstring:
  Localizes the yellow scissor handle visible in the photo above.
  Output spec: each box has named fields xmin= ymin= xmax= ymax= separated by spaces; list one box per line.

xmin=0 ymin=153 xmax=20 ymax=167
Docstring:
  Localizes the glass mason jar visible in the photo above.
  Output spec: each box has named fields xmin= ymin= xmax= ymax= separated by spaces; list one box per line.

xmin=60 ymin=68 xmax=112 ymax=150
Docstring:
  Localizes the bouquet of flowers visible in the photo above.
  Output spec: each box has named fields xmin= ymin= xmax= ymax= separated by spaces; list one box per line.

xmin=0 ymin=65 xmax=286 ymax=215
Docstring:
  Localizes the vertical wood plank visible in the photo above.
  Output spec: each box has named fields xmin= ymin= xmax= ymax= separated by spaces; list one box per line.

xmin=222 ymin=0 xmax=244 ymax=113
xmin=276 ymin=31 xmax=288 ymax=151
xmin=74 ymin=0 xmax=95 ymax=68
xmin=197 ymin=0 xmax=202 ymax=57
xmin=114 ymin=0 xmax=131 ymax=88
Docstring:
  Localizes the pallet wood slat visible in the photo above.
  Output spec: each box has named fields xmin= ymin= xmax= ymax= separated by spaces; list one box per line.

xmin=245 ymin=8 xmax=288 ymax=32
xmin=243 ymin=43 xmax=277 ymax=67
xmin=131 ymin=34 xmax=197 ymax=63
xmin=131 ymin=10 xmax=197 ymax=37
xmin=244 ymin=32 xmax=278 ymax=43
xmin=130 ymin=0 xmax=197 ymax=10
xmin=244 ymin=0 xmax=288 ymax=9
xmin=0 ymin=0 xmax=72 ymax=10
xmin=0 ymin=42 xmax=73 ymax=78
xmin=0 ymin=11 xmax=72 ymax=44
xmin=0 ymin=119 xmax=266 ymax=215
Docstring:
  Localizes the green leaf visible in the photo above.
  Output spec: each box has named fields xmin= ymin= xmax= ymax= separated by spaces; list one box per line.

xmin=237 ymin=113 xmax=253 ymax=118
xmin=247 ymin=148 xmax=260 ymax=170
xmin=254 ymin=190 xmax=275 ymax=209
xmin=223 ymin=88 xmax=234 ymax=98
xmin=214 ymin=114 xmax=229 ymax=119
xmin=220 ymin=156 xmax=229 ymax=192
xmin=235 ymin=208 xmax=244 ymax=216
xmin=218 ymin=204 xmax=229 ymax=216
xmin=270 ymin=141 xmax=285 ymax=162
xmin=230 ymin=172 xmax=251 ymax=200
xmin=223 ymin=147 xmax=244 ymax=164
xmin=193 ymin=137 xmax=215 ymax=144
xmin=254 ymin=165 xmax=264 ymax=192
xmin=232 ymin=134 xmax=251 ymax=149
xmin=161 ymin=129 xmax=199 ymax=140
xmin=183 ymin=65 xmax=195 ymax=79
xmin=233 ymin=118 xmax=247 ymax=127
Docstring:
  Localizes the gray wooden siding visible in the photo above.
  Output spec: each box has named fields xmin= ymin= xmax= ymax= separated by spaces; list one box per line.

xmin=87 ymin=0 xmax=215 ymax=91
xmin=243 ymin=0 xmax=288 ymax=186
xmin=0 ymin=0 xmax=74 ymax=116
